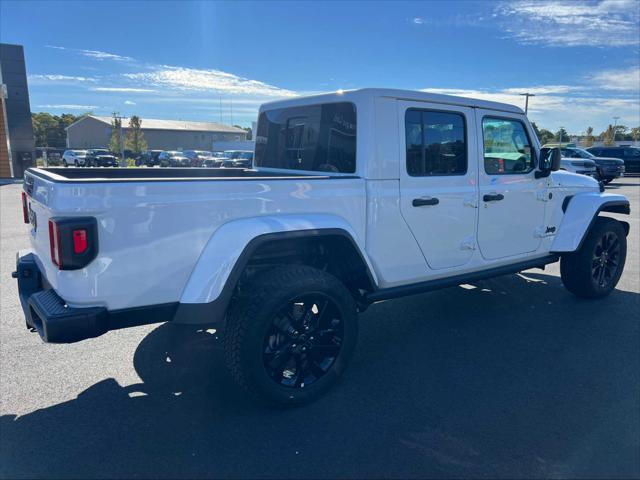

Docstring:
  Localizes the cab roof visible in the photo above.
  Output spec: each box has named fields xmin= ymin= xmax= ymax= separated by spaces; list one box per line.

xmin=260 ymin=88 xmax=524 ymax=114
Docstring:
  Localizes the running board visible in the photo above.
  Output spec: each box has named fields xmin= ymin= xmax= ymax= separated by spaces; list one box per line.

xmin=365 ymin=255 xmax=560 ymax=304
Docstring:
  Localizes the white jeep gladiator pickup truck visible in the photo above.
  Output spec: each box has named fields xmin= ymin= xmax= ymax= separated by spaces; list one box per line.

xmin=14 ymin=89 xmax=630 ymax=405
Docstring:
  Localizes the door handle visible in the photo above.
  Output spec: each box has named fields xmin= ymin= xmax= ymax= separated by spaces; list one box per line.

xmin=412 ymin=197 xmax=439 ymax=207
xmin=483 ymin=193 xmax=504 ymax=202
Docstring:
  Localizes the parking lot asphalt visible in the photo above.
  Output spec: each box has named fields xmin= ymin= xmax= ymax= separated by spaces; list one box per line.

xmin=1 ymin=179 xmax=639 ymax=479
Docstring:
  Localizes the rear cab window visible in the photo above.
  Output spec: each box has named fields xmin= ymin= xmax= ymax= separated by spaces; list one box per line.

xmin=482 ymin=117 xmax=534 ymax=174
xmin=254 ymin=102 xmax=356 ymax=173
xmin=405 ymin=109 xmax=467 ymax=176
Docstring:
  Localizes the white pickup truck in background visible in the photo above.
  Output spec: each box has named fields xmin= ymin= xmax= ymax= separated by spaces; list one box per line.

xmin=15 ymin=89 xmax=630 ymax=405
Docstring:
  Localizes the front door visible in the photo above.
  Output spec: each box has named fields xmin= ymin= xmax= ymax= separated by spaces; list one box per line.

xmin=399 ymin=101 xmax=478 ymax=270
xmin=475 ymin=111 xmax=546 ymax=260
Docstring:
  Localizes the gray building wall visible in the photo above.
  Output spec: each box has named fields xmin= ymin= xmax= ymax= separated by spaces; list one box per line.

xmin=66 ymin=116 xmax=111 ymax=148
xmin=0 ymin=43 xmax=35 ymax=177
xmin=67 ymin=117 xmax=245 ymax=151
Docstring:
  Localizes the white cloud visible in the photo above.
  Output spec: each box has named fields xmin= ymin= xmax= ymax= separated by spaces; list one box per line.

xmin=589 ymin=67 xmax=640 ymax=91
xmin=124 ymin=66 xmax=297 ymax=98
xmin=45 ymin=45 xmax=133 ymax=61
xmin=419 ymin=85 xmax=640 ymax=132
xmin=496 ymin=0 xmax=640 ymax=47
xmin=29 ymin=74 xmax=97 ymax=83
xmin=92 ymin=87 xmax=157 ymax=93
xmin=36 ymin=104 xmax=97 ymax=110
xmin=79 ymin=49 xmax=133 ymax=62
xmin=502 ymin=85 xmax=580 ymax=95
xmin=412 ymin=17 xmax=426 ymax=25
xmin=124 ymin=100 xmax=136 ymax=105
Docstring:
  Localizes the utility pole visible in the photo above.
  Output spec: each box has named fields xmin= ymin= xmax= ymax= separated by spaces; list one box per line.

xmin=519 ymin=92 xmax=535 ymax=115
xmin=558 ymin=126 xmax=564 ymax=145
xmin=112 ymin=111 xmax=126 ymax=167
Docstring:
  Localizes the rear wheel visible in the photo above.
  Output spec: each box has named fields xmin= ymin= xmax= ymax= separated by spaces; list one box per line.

xmin=561 ymin=217 xmax=626 ymax=298
xmin=62 ymin=159 xmax=68 ymax=167
xmin=224 ymin=265 xmax=358 ymax=406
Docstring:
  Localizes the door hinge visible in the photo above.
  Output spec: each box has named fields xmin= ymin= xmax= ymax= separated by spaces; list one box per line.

xmin=536 ymin=190 xmax=552 ymax=202
xmin=460 ymin=236 xmax=476 ymax=250
xmin=534 ymin=225 xmax=557 ymax=238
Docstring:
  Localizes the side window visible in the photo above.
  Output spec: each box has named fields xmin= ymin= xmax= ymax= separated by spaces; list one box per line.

xmin=625 ymin=148 xmax=640 ymax=158
xmin=405 ymin=109 xmax=467 ymax=176
xmin=482 ymin=117 xmax=534 ymax=175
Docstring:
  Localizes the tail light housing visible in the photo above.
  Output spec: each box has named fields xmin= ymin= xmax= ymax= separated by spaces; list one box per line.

xmin=48 ymin=217 xmax=98 ymax=270
xmin=21 ymin=192 xmax=29 ymax=224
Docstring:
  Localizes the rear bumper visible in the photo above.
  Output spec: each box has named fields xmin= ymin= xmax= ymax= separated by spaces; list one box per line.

xmin=13 ymin=251 xmax=191 ymax=343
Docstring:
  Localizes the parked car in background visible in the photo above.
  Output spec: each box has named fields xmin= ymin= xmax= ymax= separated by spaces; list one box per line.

xmin=222 ymin=150 xmax=254 ymax=168
xmin=183 ymin=150 xmax=216 ymax=167
xmin=85 ymin=149 xmax=118 ymax=167
xmin=586 ymin=146 xmax=640 ymax=174
xmin=158 ymin=150 xmax=190 ymax=167
xmin=203 ymin=156 xmax=225 ymax=168
xmin=559 ymin=146 xmax=625 ymax=183
xmin=137 ymin=150 xmax=163 ymax=167
xmin=559 ymin=157 xmax=597 ymax=177
xmin=61 ymin=150 xmax=87 ymax=167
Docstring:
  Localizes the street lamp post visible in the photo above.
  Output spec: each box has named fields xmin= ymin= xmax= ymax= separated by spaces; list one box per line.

xmin=613 ymin=116 xmax=620 ymax=143
xmin=519 ymin=92 xmax=535 ymax=115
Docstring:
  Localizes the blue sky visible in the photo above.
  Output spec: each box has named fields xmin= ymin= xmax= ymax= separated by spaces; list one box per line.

xmin=1 ymin=0 xmax=638 ymax=133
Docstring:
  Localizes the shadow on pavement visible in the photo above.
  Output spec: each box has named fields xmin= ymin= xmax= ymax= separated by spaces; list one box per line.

xmin=1 ymin=272 xmax=639 ymax=479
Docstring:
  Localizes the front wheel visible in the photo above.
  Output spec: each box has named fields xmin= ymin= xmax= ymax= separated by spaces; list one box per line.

xmin=62 ymin=159 xmax=68 ymax=167
xmin=224 ymin=265 xmax=358 ymax=406
xmin=561 ymin=217 xmax=627 ymax=298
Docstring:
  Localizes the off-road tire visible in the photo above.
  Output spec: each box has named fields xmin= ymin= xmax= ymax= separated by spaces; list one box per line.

xmin=561 ymin=217 xmax=626 ymax=298
xmin=224 ymin=265 xmax=358 ymax=406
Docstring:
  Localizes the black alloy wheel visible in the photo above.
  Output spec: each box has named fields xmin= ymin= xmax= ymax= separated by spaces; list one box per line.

xmin=263 ymin=293 xmax=344 ymax=389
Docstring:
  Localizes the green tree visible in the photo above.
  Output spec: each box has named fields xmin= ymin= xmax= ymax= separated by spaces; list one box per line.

xmin=31 ymin=112 xmax=82 ymax=148
xmin=602 ymin=125 xmax=615 ymax=145
xmin=530 ymin=122 xmax=554 ymax=144
xmin=613 ymin=125 xmax=628 ymax=141
xmin=125 ymin=115 xmax=147 ymax=154
xmin=585 ymin=126 xmax=595 ymax=147
xmin=631 ymin=127 xmax=640 ymax=144
xmin=109 ymin=117 xmax=123 ymax=155
xmin=539 ymin=128 xmax=555 ymax=145
xmin=555 ymin=127 xmax=568 ymax=143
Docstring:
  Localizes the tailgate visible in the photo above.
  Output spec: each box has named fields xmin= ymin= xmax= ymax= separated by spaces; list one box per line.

xmin=23 ymin=171 xmax=59 ymax=282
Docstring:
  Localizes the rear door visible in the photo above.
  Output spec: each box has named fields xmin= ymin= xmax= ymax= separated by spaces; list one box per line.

xmin=475 ymin=111 xmax=546 ymax=260
xmin=398 ymin=101 xmax=478 ymax=270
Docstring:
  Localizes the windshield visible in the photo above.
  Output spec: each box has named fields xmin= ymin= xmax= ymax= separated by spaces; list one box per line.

xmin=93 ymin=150 xmax=110 ymax=155
xmin=575 ymin=148 xmax=594 ymax=158
xmin=254 ymin=102 xmax=357 ymax=173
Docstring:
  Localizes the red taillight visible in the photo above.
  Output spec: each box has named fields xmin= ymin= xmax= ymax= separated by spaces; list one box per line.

xmin=21 ymin=192 xmax=29 ymax=224
xmin=73 ymin=229 xmax=88 ymax=254
xmin=49 ymin=219 xmax=62 ymax=267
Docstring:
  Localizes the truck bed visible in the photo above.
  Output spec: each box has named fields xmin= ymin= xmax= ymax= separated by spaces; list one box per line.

xmin=27 ymin=167 xmax=341 ymax=183
xmin=22 ymin=167 xmax=366 ymax=311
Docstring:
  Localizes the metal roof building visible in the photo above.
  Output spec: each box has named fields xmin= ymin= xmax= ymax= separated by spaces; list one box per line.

xmin=66 ymin=115 xmax=247 ymax=150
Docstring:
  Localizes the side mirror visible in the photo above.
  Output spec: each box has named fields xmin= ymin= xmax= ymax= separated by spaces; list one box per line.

xmin=536 ymin=147 xmax=561 ymax=178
